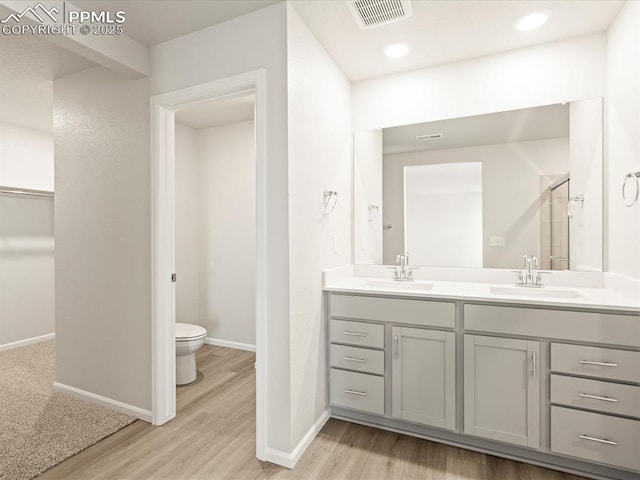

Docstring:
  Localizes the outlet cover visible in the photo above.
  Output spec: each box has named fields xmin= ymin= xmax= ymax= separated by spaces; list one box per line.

xmin=490 ymin=236 xmax=505 ymax=247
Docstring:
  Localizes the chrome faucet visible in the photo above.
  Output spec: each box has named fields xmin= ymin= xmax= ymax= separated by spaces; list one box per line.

xmin=514 ymin=254 xmax=548 ymax=287
xmin=388 ymin=252 xmax=417 ymax=281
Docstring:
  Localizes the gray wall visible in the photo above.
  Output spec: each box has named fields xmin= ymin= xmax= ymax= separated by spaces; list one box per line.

xmin=54 ymin=66 xmax=151 ymax=410
xmin=0 ymin=194 xmax=54 ymax=346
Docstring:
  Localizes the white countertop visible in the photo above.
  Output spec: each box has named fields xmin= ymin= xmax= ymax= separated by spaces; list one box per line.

xmin=324 ymin=276 xmax=640 ymax=313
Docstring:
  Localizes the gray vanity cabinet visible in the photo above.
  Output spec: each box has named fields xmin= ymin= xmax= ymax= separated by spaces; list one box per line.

xmin=464 ymin=334 xmax=540 ymax=449
xmin=391 ymin=326 xmax=456 ymax=430
xmin=326 ymin=291 xmax=639 ymax=478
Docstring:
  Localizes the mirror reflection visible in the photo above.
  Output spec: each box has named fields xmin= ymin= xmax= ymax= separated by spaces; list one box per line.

xmin=353 ymin=99 xmax=603 ymax=271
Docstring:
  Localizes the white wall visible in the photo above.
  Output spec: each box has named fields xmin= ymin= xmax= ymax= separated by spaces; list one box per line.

xmin=176 ymin=121 xmax=256 ymax=347
xmin=197 ymin=121 xmax=256 ymax=346
xmin=287 ymin=4 xmax=352 ymax=449
xmin=352 ymin=34 xmax=606 ymax=131
xmin=353 ymin=129 xmax=382 ymax=264
xmin=570 ymin=98 xmax=603 ymax=272
xmin=405 ymin=162 xmax=482 ymax=267
xmin=606 ymin=1 xmax=640 ymax=282
xmin=0 ymin=122 xmax=54 ymax=191
xmin=151 ymin=2 xmax=292 ymax=452
xmin=383 ymin=138 xmax=569 ymax=269
xmin=0 ymin=194 xmax=54 ymax=347
xmin=54 ymin=66 xmax=151 ymax=410
xmin=175 ymin=124 xmax=200 ymax=329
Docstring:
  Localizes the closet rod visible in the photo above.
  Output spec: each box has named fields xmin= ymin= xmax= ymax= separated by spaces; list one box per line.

xmin=0 ymin=186 xmax=54 ymax=197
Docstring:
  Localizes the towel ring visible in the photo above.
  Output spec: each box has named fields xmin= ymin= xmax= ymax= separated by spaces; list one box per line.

xmin=622 ymin=172 xmax=640 ymax=207
xmin=368 ymin=204 xmax=379 ymax=222
xmin=321 ymin=191 xmax=338 ymax=216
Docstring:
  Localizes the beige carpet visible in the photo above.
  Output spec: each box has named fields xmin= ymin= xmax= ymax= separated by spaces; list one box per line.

xmin=0 ymin=340 xmax=136 ymax=480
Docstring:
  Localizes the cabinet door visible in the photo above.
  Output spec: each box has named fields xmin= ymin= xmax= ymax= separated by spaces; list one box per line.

xmin=391 ymin=327 xmax=456 ymax=430
xmin=464 ymin=335 xmax=540 ymax=449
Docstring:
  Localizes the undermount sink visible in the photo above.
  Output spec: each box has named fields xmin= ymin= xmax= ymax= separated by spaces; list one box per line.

xmin=490 ymin=286 xmax=584 ymax=300
xmin=366 ymin=280 xmax=434 ymax=291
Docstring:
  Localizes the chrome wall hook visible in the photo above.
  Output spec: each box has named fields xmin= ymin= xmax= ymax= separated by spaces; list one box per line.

xmin=321 ymin=190 xmax=338 ymax=216
xmin=368 ymin=204 xmax=379 ymax=222
xmin=568 ymin=194 xmax=584 ymax=219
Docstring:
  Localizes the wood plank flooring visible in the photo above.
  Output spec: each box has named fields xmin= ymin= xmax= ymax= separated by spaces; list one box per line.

xmin=39 ymin=345 xmax=588 ymax=480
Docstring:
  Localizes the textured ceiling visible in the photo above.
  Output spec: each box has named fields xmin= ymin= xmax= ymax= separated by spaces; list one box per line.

xmin=71 ymin=0 xmax=280 ymax=46
xmin=0 ymin=31 xmax=95 ymax=132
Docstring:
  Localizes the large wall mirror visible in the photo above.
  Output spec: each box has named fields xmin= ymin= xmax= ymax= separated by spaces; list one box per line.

xmin=353 ymin=98 xmax=603 ymax=271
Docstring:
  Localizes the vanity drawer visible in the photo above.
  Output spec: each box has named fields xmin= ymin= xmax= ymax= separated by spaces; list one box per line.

xmin=551 ymin=343 xmax=640 ymax=383
xmin=464 ymin=305 xmax=640 ymax=347
xmin=330 ymin=319 xmax=384 ymax=348
xmin=551 ymin=406 xmax=640 ymax=472
xmin=330 ymin=294 xmax=454 ymax=329
xmin=551 ymin=375 xmax=640 ymax=418
xmin=330 ymin=344 xmax=384 ymax=375
xmin=330 ymin=368 xmax=384 ymax=415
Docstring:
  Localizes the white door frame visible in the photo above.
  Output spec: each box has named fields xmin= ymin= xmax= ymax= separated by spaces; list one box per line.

xmin=150 ymin=69 xmax=268 ymax=460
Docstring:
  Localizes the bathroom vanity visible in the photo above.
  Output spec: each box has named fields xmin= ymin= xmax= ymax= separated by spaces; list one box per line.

xmin=324 ymin=274 xmax=640 ymax=480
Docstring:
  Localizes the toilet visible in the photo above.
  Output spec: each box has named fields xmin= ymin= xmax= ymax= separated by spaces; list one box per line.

xmin=175 ymin=323 xmax=207 ymax=385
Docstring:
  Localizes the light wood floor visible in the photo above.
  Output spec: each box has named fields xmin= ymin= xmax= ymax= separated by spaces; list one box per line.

xmin=40 ymin=345 xmax=588 ymax=480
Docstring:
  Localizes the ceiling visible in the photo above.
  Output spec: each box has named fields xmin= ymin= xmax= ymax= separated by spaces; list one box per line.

xmin=293 ymin=0 xmax=624 ymax=81
xmin=175 ymin=92 xmax=255 ymax=130
xmin=0 ymin=0 xmax=624 ymax=133
xmin=383 ymin=103 xmax=569 ymax=155
xmin=71 ymin=0 xmax=280 ymax=46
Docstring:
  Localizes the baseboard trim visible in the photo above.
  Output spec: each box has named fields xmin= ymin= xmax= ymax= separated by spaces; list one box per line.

xmin=52 ymin=382 xmax=152 ymax=422
xmin=264 ymin=409 xmax=330 ymax=469
xmin=205 ymin=337 xmax=256 ymax=352
xmin=0 ymin=332 xmax=55 ymax=352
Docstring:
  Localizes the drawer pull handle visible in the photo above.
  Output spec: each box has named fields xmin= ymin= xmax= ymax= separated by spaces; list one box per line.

xmin=343 ymin=356 xmax=367 ymax=363
xmin=578 ymin=434 xmax=618 ymax=446
xmin=343 ymin=331 xmax=367 ymax=337
xmin=578 ymin=360 xmax=618 ymax=367
xmin=579 ymin=393 xmax=618 ymax=403
xmin=344 ymin=389 xmax=368 ymax=397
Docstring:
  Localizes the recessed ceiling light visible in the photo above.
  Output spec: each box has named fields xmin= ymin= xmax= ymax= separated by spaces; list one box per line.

xmin=513 ymin=11 xmax=550 ymax=31
xmin=384 ymin=43 xmax=409 ymax=59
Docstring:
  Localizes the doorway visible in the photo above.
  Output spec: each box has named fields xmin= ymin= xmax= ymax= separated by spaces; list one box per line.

xmin=151 ymin=70 xmax=267 ymax=460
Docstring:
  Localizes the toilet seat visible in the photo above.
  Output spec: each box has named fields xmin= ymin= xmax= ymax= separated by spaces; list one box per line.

xmin=176 ymin=323 xmax=207 ymax=341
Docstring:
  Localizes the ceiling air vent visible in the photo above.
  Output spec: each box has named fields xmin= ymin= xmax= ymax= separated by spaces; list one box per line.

xmin=416 ymin=133 xmax=444 ymax=141
xmin=348 ymin=0 xmax=413 ymax=29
